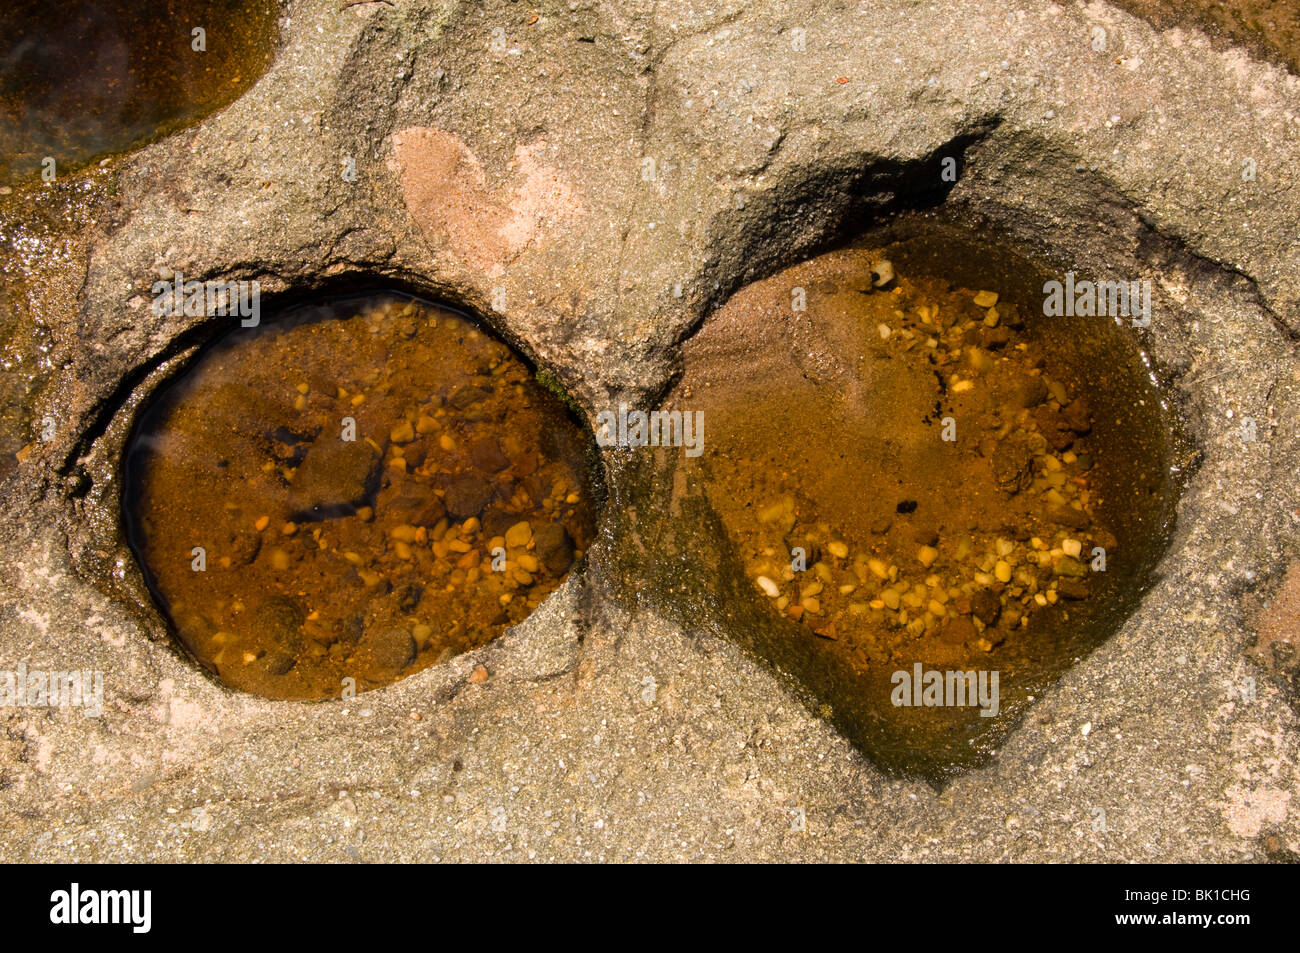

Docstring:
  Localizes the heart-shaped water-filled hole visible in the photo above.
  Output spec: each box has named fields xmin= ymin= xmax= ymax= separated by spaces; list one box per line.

xmin=614 ymin=219 xmax=1181 ymax=784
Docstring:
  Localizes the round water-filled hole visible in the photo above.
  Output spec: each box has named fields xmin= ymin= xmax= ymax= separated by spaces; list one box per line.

xmin=123 ymin=292 xmax=600 ymax=700
xmin=661 ymin=220 xmax=1182 ymax=783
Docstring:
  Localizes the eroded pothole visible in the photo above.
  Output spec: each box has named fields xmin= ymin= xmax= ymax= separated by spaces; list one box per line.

xmin=638 ymin=219 xmax=1184 ymax=783
xmin=122 ymin=292 xmax=600 ymax=700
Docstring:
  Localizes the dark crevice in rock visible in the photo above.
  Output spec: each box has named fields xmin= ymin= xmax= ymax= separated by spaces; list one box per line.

xmin=693 ymin=119 xmax=1002 ymax=336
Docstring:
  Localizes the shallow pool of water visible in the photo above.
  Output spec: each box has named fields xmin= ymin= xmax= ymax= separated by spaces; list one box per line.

xmin=619 ymin=219 xmax=1181 ymax=784
xmin=123 ymin=293 xmax=600 ymax=700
